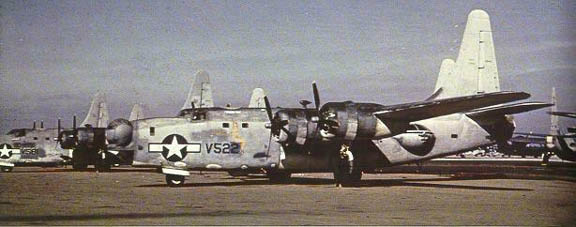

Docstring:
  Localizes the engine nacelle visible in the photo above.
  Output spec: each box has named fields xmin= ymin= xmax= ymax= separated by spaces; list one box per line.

xmin=274 ymin=109 xmax=320 ymax=145
xmin=392 ymin=126 xmax=436 ymax=156
xmin=319 ymin=101 xmax=409 ymax=141
xmin=59 ymin=125 xmax=107 ymax=150
xmin=106 ymin=118 xmax=133 ymax=148
xmin=553 ymin=135 xmax=576 ymax=162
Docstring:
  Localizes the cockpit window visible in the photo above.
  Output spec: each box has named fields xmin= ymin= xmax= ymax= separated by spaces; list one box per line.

xmin=192 ymin=112 xmax=206 ymax=120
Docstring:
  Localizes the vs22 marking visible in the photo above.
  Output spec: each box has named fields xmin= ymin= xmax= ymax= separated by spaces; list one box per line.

xmin=206 ymin=142 xmax=241 ymax=154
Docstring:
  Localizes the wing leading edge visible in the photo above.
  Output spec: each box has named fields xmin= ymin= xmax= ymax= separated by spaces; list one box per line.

xmin=373 ymin=91 xmax=530 ymax=122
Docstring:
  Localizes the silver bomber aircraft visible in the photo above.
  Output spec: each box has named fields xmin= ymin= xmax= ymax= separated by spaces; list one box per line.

xmin=0 ymin=93 xmax=109 ymax=172
xmin=59 ymin=10 xmax=552 ymax=186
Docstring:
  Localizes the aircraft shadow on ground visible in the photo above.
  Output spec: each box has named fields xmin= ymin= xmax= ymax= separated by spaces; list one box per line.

xmin=0 ymin=210 xmax=265 ymax=223
xmin=11 ymin=168 xmax=157 ymax=174
xmin=137 ymin=174 xmax=533 ymax=191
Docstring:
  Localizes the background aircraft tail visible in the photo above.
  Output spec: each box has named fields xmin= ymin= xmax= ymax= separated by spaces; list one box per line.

xmin=435 ymin=9 xmax=500 ymax=99
xmin=80 ymin=92 xmax=109 ymax=128
xmin=181 ymin=70 xmax=214 ymax=110
xmin=129 ymin=103 xmax=145 ymax=121
xmin=549 ymin=87 xmax=559 ymax=135
xmin=248 ymin=88 xmax=266 ymax=108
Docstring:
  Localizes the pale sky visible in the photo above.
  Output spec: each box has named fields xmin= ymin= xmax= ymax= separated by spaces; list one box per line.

xmin=1 ymin=0 xmax=575 ymax=133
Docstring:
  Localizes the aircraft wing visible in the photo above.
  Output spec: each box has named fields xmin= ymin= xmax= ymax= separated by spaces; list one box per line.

xmin=510 ymin=135 xmax=546 ymax=144
xmin=373 ymin=91 xmax=529 ymax=122
xmin=466 ymin=102 xmax=553 ymax=118
xmin=548 ymin=111 xmax=576 ymax=119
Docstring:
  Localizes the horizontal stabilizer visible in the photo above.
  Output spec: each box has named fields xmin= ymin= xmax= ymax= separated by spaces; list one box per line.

xmin=373 ymin=91 xmax=530 ymax=122
xmin=467 ymin=102 xmax=553 ymax=118
xmin=547 ymin=111 xmax=576 ymax=119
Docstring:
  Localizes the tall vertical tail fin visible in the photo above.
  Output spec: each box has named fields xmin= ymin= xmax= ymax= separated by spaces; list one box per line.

xmin=129 ymin=103 xmax=146 ymax=121
xmin=80 ymin=92 xmax=109 ymax=128
xmin=181 ymin=70 xmax=214 ymax=110
xmin=436 ymin=9 xmax=500 ymax=99
xmin=430 ymin=58 xmax=455 ymax=99
xmin=248 ymin=88 xmax=266 ymax=108
xmin=550 ymin=87 xmax=559 ymax=135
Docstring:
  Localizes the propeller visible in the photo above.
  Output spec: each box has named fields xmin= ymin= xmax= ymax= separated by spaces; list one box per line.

xmin=263 ymin=96 xmax=291 ymax=142
xmin=310 ymin=82 xmax=339 ymax=138
xmin=54 ymin=118 xmax=62 ymax=149
xmin=312 ymin=81 xmax=320 ymax=113
xmin=56 ymin=118 xmax=62 ymax=142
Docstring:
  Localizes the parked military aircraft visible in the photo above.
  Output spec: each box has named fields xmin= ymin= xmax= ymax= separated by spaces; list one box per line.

xmin=58 ymin=10 xmax=551 ymax=186
xmin=58 ymin=100 xmax=144 ymax=171
xmin=505 ymin=88 xmax=576 ymax=163
xmin=0 ymin=93 xmax=110 ymax=172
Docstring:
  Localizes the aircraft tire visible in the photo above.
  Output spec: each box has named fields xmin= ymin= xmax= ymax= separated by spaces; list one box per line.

xmin=166 ymin=175 xmax=185 ymax=187
xmin=1 ymin=167 xmax=13 ymax=172
xmin=268 ymin=172 xmax=291 ymax=183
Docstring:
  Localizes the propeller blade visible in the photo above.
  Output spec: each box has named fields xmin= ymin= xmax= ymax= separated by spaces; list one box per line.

xmin=264 ymin=96 xmax=273 ymax=122
xmin=73 ymin=115 xmax=77 ymax=129
xmin=312 ymin=81 xmax=320 ymax=112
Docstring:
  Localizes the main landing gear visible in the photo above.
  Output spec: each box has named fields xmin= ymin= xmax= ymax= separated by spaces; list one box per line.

xmin=1 ymin=166 xmax=13 ymax=172
xmin=162 ymin=168 xmax=189 ymax=187
xmin=166 ymin=175 xmax=185 ymax=187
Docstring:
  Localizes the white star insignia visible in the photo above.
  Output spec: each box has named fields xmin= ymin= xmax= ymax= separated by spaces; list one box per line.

xmin=163 ymin=136 xmax=187 ymax=160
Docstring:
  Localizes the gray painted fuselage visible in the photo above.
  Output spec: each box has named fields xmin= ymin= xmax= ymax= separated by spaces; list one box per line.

xmin=0 ymin=128 xmax=70 ymax=165
xmin=127 ymin=107 xmax=494 ymax=172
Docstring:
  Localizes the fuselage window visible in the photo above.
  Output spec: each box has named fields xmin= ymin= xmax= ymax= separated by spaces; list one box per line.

xmin=33 ymin=137 xmax=38 ymax=140
xmin=45 ymin=137 xmax=50 ymax=141
xmin=242 ymin=123 xmax=249 ymax=128
xmin=150 ymin=127 xmax=155 ymax=136
xmin=451 ymin=134 xmax=458 ymax=139
xmin=222 ymin=123 xmax=230 ymax=128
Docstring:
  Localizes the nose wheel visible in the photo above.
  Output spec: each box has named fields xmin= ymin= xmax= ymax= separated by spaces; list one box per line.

xmin=166 ymin=175 xmax=185 ymax=187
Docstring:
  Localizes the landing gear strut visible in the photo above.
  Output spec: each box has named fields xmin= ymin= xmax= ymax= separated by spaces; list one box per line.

xmin=541 ymin=152 xmax=552 ymax=166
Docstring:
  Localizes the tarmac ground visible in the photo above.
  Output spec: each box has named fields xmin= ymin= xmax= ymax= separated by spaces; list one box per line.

xmin=0 ymin=159 xmax=575 ymax=225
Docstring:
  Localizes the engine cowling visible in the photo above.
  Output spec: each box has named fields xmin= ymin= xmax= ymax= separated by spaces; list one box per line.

xmin=59 ymin=126 xmax=107 ymax=150
xmin=318 ymin=101 xmax=410 ymax=141
xmin=392 ymin=125 xmax=436 ymax=156
xmin=553 ymin=135 xmax=576 ymax=161
xmin=106 ymin=118 xmax=133 ymax=148
xmin=273 ymin=109 xmax=320 ymax=145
